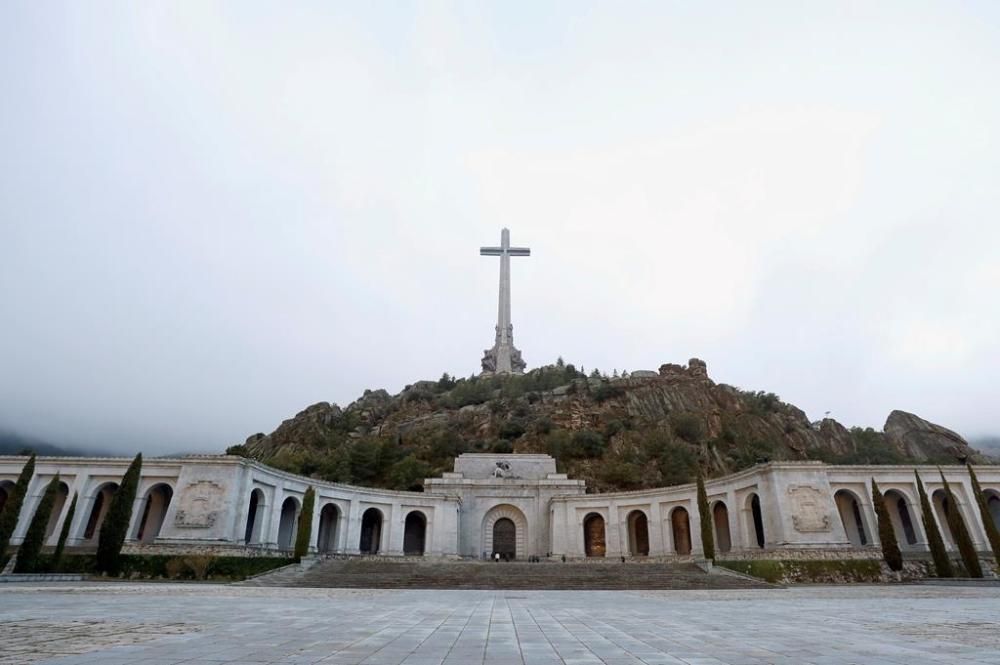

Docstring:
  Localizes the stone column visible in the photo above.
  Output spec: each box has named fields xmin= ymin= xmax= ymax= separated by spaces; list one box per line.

xmin=344 ymin=500 xmax=361 ymax=555
xmin=386 ymin=502 xmax=402 ymax=556
xmin=648 ymin=502 xmax=665 ymax=556
xmin=606 ymin=501 xmax=622 ymax=557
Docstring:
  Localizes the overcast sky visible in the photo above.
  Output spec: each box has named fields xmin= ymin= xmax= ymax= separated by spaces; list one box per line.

xmin=2 ymin=2 xmax=998 ymax=455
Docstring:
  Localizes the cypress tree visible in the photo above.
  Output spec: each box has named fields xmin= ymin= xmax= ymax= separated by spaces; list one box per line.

xmin=51 ymin=492 xmax=77 ymax=571
xmin=871 ymin=479 xmax=903 ymax=572
xmin=96 ymin=453 xmax=142 ymax=575
xmin=0 ymin=455 xmax=36 ymax=560
xmin=967 ymin=464 xmax=1000 ymax=567
xmin=940 ymin=471 xmax=982 ymax=578
xmin=294 ymin=487 xmax=316 ymax=559
xmin=14 ymin=474 xmax=60 ymax=573
xmin=696 ymin=469 xmax=714 ymax=560
xmin=915 ymin=470 xmax=952 ymax=577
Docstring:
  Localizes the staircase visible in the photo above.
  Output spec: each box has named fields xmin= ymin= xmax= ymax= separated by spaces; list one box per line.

xmin=240 ymin=558 xmax=773 ymax=590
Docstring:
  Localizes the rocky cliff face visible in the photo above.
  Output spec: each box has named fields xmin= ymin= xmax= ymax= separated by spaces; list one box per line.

xmin=232 ymin=360 xmax=986 ymax=492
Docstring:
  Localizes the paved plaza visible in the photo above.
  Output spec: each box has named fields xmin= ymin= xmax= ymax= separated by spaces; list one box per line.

xmin=0 ymin=583 xmax=999 ymax=665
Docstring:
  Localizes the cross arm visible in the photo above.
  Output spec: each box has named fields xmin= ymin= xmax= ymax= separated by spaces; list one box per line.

xmin=508 ymin=248 xmax=530 ymax=256
xmin=480 ymin=247 xmax=503 ymax=256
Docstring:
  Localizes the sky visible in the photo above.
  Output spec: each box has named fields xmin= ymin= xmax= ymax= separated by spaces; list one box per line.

xmin=1 ymin=2 xmax=999 ymax=455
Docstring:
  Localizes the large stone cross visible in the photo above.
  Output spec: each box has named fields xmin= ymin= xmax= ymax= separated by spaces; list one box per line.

xmin=480 ymin=228 xmax=530 ymax=374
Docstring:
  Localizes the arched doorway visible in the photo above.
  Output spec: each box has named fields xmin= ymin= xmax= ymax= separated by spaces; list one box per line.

xmin=931 ymin=489 xmax=955 ymax=546
xmin=277 ymin=497 xmax=299 ymax=550
xmin=135 ymin=484 xmax=173 ymax=544
xmin=583 ymin=513 xmax=606 ymax=557
xmin=671 ymin=507 xmax=691 ymax=555
xmin=44 ymin=482 xmax=71 ymax=542
xmin=883 ymin=489 xmax=917 ymax=546
xmin=0 ymin=480 xmax=14 ymax=515
xmin=316 ymin=503 xmax=339 ymax=553
xmin=748 ymin=494 xmax=765 ymax=548
xmin=404 ymin=511 xmax=427 ymax=556
xmin=360 ymin=508 xmax=383 ymax=554
xmin=82 ymin=482 xmax=118 ymax=541
xmin=481 ymin=504 xmax=528 ymax=560
xmin=244 ymin=489 xmax=265 ymax=545
xmin=987 ymin=491 xmax=1000 ymax=531
xmin=713 ymin=501 xmax=732 ymax=553
xmin=834 ymin=490 xmax=868 ymax=547
xmin=627 ymin=510 xmax=649 ymax=556
xmin=493 ymin=518 xmax=516 ymax=559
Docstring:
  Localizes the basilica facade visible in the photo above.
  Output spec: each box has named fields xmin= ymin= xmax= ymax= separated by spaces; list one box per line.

xmin=2 ymin=453 xmax=999 ymax=564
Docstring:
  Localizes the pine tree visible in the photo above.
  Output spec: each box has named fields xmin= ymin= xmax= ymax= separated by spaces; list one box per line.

xmin=96 ymin=453 xmax=142 ymax=575
xmin=51 ymin=492 xmax=77 ymax=571
xmin=696 ymin=469 xmax=714 ymax=560
xmin=0 ymin=455 xmax=35 ymax=560
xmin=940 ymin=471 xmax=982 ymax=578
xmin=967 ymin=464 xmax=1000 ymax=567
xmin=294 ymin=487 xmax=316 ymax=560
xmin=915 ymin=471 xmax=952 ymax=577
xmin=14 ymin=474 xmax=60 ymax=573
xmin=871 ymin=479 xmax=903 ymax=572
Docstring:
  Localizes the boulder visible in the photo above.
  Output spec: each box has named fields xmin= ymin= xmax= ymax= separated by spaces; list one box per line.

xmin=883 ymin=410 xmax=980 ymax=462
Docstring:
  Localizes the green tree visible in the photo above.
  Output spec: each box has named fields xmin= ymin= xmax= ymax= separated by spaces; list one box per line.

xmin=967 ymin=464 xmax=1000 ymax=567
xmin=388 ymin=456 xmax=431 ymax=491
xmin=294 ymin=487 xmax=315 ymax=559
xmin=0 ymin=454 xmax=35 ymax=560
xmin=51 ymin=492 xmax=77 ymax=571
xmin=871 ymin=479 xmax=903 ymax=572
xmin=14 ymin=474 xmax=60 ymax=573
xmin=915 ymin=471 xmax=952 ymax=577
xmin=96 ymin=453 xmax=142 ymax=575
xmin=940 ymin=471 xmax=982 ymax=578
xmin=696 ymin=469 xmax=714 ymax=560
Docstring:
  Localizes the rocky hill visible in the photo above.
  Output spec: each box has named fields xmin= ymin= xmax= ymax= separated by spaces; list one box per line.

xmin=227 ymin=359 xmax=987 ymax=493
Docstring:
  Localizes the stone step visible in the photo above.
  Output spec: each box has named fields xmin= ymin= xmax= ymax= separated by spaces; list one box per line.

xmin=241 ymin=559 xmax=772 ymax=590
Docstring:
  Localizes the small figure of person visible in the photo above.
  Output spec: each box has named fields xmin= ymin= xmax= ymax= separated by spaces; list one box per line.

xmin=494 ymin=552 xmax=501 ymax=563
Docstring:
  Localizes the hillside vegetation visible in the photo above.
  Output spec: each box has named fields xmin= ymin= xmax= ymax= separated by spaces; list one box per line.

xmin=227 ymin=359 xmax=985 ymax=493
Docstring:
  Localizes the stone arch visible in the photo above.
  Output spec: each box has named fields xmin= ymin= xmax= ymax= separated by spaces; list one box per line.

xmin=712 ymin=501 xmax=732 ymax=553
xmin=44 ymin=481 xmax=71 ymax=541
xmin=0 ymin=480 xmax=15 ymax=515
xmin=134 ymin=483 xmax=173 ymax=543
xmin=277 ymin=496 xmax=300 ymax=550
xmin=834 ymin=489 xmax=869 ymax=547
xmin=883 ymin=489 xmax=918 ymax=546
xmin=671 ymin=507 xmax=692 ymax=555
xmin=931 ymin=489 xmax=956 ymax=546
xmin=482 ymin=504 xmax=527 ymax=560
xmin=360 ymin=507 xmax=384 ymax=554
xmin=82 ymin=482 xmax=119 ymax=541
xmin=316 ymin=503 xmax=340 ymax=553
xmin=244 ymin=488 xmax=266 ymax=545
xmin=583 ymin=512 xmax=606 ymax=557
xmin=747 ymin=493 xmax=765 ymax=548
xmin=403 ymin=511 xmax=427 ymax=556
xmin=627 ymin=510 xmax=649 ymax=556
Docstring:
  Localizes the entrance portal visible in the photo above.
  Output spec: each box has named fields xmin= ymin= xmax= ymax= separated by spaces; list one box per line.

xmin=493 ymin=518 xmax=516 ymax=559
xmin=583 ymin=513 xmax=606 ymax=557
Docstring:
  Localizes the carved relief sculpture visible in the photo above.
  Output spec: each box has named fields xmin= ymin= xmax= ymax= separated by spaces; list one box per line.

xmin=787 ymin=485 xmax=832 ymax=532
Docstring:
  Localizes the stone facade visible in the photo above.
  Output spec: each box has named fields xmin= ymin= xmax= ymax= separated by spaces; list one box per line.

xmin=1 ymin=455 xmax=998 ymax=563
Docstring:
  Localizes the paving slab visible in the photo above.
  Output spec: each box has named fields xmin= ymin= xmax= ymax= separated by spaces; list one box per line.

xmin=0 ymin=583 xmax=998 ymax=664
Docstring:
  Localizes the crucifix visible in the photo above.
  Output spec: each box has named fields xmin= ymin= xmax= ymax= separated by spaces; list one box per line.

xmin=480 ymin=228 xmax=530 ymax=374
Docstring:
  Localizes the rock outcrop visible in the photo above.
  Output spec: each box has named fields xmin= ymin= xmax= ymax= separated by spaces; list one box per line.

xmin=231 ymin=359 xmax=987 ymax=492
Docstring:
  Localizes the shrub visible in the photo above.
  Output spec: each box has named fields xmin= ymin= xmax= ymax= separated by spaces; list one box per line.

xmin=968 ymin=465 xmax=1000 ymax=567
xmin=871 ymin=479 xmax=903 ymax=572
xmin=696 ymin=469 xmax=714 ymax=560
xmin=97 ymin=453 xmax=142 ymax=575
xmin=915 ymin=471 xmax=953 ymax=577
xmin=671 ymin=414 xmax=704 ymax=443
xmin=0 ymin=455 xmax=35 ymax=560
xmin=51 ymin=492 xmax=77 ymax=570
xmin=940 ymin=471 xmax=982 ymax=578
xmin=592 ymin=383 xmax=624 ymax=403
xmin=498 ymin=419 xmax=527 ymax=440
xmin=294 ymin=487 xmax=315 ymax=559
xmin=184 ymin=555 xmax=213 ymax=580
xmin=571 ymin=430 xmax=606 ymax=459
xmin=14 ymin=474 xmax=60 ymax=573
xmin=164 ymin=558 xmax=187 ymax=579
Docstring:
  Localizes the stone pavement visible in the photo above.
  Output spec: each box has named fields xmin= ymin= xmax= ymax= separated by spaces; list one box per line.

xmin=0 ymin=583 xmax=998 ymax=665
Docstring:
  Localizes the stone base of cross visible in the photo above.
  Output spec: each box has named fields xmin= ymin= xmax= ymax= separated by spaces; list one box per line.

xmin=479 ymin=228 xmax=530 ymax=375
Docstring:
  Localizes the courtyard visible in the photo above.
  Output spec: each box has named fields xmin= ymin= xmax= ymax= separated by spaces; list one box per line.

xmin=0 ymin=583 xmax=998 ymax=665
